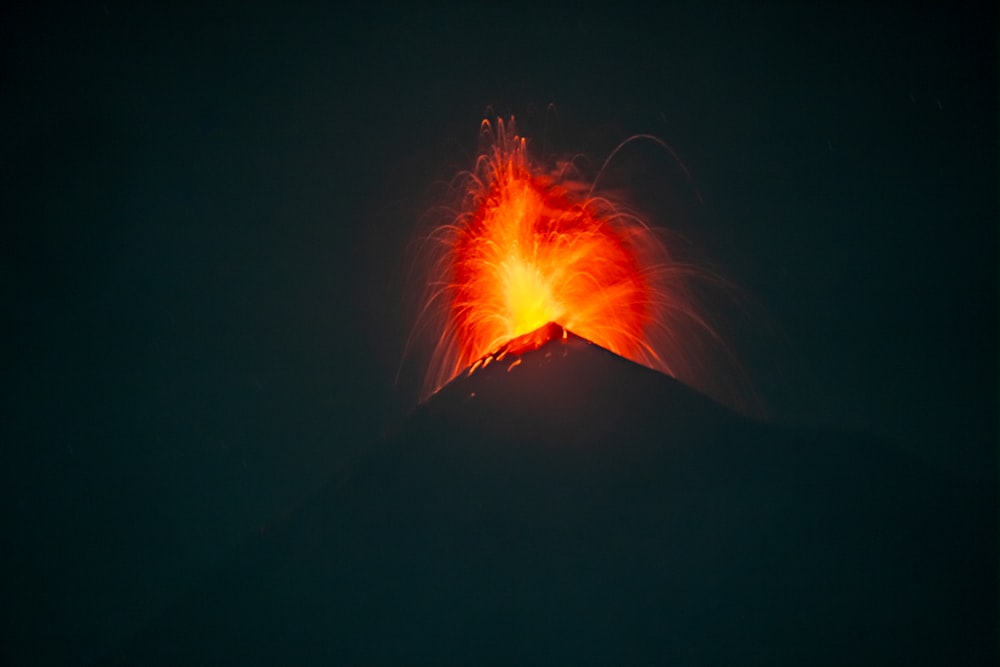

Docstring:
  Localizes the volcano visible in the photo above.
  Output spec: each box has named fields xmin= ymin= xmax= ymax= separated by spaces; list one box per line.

xmin=112 ymin=325 xmax=995 ymax=665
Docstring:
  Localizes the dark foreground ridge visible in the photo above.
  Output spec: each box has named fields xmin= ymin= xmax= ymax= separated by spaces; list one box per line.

xmin=112 ymin=324 xmax=996 ymax=665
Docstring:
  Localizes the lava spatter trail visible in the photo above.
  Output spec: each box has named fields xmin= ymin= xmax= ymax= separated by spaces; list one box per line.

xmin=412 ymin=116 xmax=747 ymax=411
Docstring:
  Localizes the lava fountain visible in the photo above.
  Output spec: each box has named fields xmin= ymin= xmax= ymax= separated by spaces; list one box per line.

xmin=410 ymin=116 xmax=747 ymax=411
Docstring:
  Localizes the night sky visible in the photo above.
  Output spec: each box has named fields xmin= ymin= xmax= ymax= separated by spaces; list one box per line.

xmin=2 ymin=2 xmax=996 ymax=664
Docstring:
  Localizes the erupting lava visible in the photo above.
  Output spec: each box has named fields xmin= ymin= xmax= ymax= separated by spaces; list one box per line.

xmin=450 ymin=124 xmax=655 ymax=373
xmin=412 ymin=115 xmax=744 ymax=409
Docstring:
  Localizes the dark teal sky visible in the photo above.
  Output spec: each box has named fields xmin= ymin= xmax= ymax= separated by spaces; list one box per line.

xmin=2 ymin=2 xmax=996 ymax=664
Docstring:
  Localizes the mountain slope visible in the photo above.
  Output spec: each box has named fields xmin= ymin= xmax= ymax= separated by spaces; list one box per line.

xmin=112 ymin=325 xmax=996 ymax=665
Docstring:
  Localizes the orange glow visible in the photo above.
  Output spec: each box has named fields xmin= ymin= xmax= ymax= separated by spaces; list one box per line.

xmin=417 ymin=117 xmax=676 ymax=393
xmin=411 ymin=116 xmax=753 ymax=413
xmin=450 ymin=133 xmax=654 ymax=373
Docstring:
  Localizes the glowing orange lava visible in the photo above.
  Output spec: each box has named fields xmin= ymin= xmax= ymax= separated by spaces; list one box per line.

xmin=405 ymin=116 xmax=756 ymax=415
xmin=450 ymin=131 xmax=652 ymax=369
xmin=418 ymin=117 xmax=679 ymax=394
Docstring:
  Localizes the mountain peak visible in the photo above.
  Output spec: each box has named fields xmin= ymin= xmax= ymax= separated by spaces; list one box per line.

xmin=409 ymin=321 xmax=738 ymax=450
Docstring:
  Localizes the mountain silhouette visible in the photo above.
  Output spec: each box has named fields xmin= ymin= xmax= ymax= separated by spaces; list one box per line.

xmin=111 ymin=324 xmax=995 ymax=665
